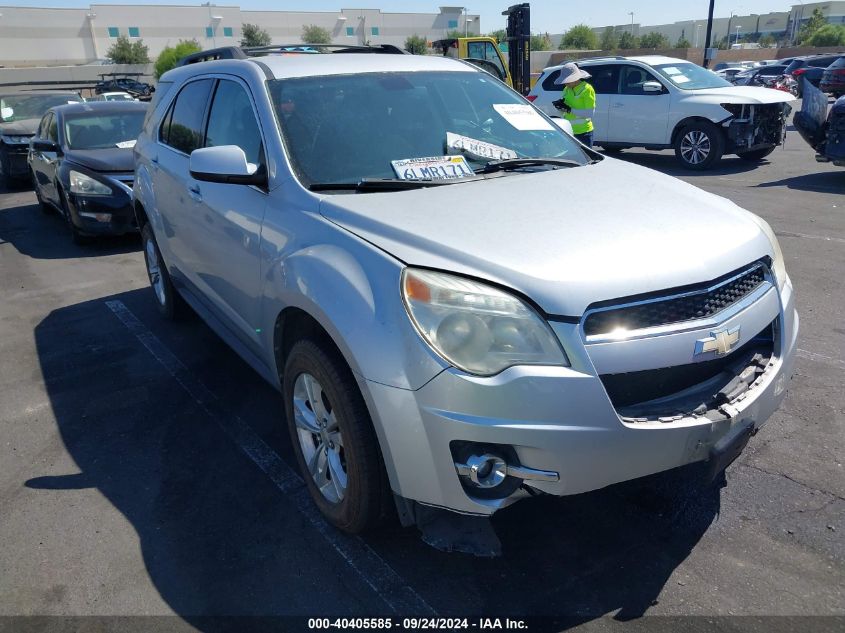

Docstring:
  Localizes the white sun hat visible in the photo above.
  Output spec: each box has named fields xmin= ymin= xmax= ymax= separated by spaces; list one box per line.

xmin=556 ymin=62 xmax=592 ymax=84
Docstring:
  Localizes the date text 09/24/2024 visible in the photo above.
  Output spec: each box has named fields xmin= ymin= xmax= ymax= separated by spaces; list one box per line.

xmin=308 ymin=618 xmax=528 ymax=630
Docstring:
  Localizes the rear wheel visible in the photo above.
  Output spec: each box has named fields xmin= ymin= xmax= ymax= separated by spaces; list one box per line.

xmin=736 ymin=147 xmax=776 ymax=162
xmin=283 ymin=339 xmax=387 ymax=534
xmin=674 ymin=121 xmax=725 ymax=170
xmin=141 ymin=223 xmax=186 ymax=320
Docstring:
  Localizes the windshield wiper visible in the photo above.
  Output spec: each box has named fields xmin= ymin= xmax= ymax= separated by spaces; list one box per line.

xmin=476 ymin=158 xmax=584 ymax=174
xmin=309 ymin=177 xmax=477 ymax=192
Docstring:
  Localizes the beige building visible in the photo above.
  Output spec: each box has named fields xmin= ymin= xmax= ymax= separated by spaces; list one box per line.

xmin=0 ymin=4 xmax=481 ymax=67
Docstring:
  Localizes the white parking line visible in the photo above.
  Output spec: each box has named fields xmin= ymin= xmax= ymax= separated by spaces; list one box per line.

xmin=776 ymin=231 xmax=845 ymax=245
xmin=105 ymin=299 xmax=434 ymax=616
xmin=797 ymin=348 xmax=845 ymax=369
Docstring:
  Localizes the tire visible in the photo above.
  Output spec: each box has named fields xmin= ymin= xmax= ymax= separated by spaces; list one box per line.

xmin=59 ymin=189 xmax=88 ymax=244
xmin=602 ymin=147 xmax=624 ymax=154
xmin=141 ymin=223 xmax=186 ymax=320
xmin=0 ymin=145 xmax=11 ymax=189
xmin=283 ymin=339 xmax=387 ymax=534
xmin=674 ymin=121 xmax=725 ymax=170
xmin=736 ymin=147 xmax=776 ymax=162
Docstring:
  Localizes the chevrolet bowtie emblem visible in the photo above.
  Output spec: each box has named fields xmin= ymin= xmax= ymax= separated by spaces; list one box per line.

xmin=695 ymin=326 xmax=741 ymax=357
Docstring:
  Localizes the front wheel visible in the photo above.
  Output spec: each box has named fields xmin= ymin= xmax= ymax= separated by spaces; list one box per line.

xmin=59 ymin=189 xmax=88 ymax=244
xmin=283 ymin=339 xmax=387 ymax=534
xmin=141 ymin=223 xmax=186 ymax=320
xmin=674 ymin=121 xmax=725 ymax=170
xmin=736 ymin=147 xmax=776 ymax=162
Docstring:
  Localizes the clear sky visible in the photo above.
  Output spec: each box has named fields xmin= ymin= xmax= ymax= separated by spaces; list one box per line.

xmin=5 ymin=1 xmax=796 ymax=31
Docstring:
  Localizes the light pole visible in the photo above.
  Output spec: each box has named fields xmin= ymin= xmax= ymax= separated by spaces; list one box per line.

xmin=734 ymin=25 xmax=741 ymax=46
xmin=628 ymin=12 xmax=634 ymax=35
xmin=465 ymin=17 xmax=475 ymax=37
xmin=695 ymin=23 xmax=702 ymax=47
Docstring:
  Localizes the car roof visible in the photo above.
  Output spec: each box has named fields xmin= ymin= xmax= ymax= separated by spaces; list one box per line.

xmin=542 ymin=55 xmax=688 ymax=73
xmin=50 ymin=101 xmax=148 ymax=116
xmin=162 ymin=53 xmax=473 ymax=84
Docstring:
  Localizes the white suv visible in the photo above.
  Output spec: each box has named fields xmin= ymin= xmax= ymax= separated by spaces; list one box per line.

xmin=528 ymin=55 xmax=794 ymax=169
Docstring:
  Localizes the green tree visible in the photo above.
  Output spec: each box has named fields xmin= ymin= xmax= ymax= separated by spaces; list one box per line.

xmin=798 ymin=8 xmax=828 ymax=44
xmin=404 ymin=34 xmax=427 ymax=55
xmin=807 ymin=23 xmax=845 ymax=47
xmin=154 ymin=39 xmax=201 ymax=79
xmin=559 ymin=24 xmax=598 ymax=50
xmin=758 ymin=34 xmax=777 ymax=47
xmin=488 ymin=29 xmax=507 ymax=43
xmin=639 ymin=31 xmax=670 ymax=49
xmin=446 ymin=29 xmax=465 ymax=40
xmin=106 ymin=35 xmax=150 ymax=64
xmin=600 ymin=27 xmax=618 ymax=51
xmin=618 ymin=30 xmax=639 ymax=49
xmin=240 ymin=23 xmax=271 ymax=47
xmin=530 ymin=32 xmax=553 ymax=50
xmin=301 ymin=24 xmax=331 ymax=44
xmin=675 ymin=36 xmax=692 ymax=48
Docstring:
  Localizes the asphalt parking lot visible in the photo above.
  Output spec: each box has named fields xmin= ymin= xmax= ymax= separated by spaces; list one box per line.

xmin=0 ymin=133 xmax=843 ymax=632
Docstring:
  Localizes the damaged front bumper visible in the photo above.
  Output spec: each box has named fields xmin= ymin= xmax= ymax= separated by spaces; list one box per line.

xmin=721 ymin=102 xmax=792 ymax=153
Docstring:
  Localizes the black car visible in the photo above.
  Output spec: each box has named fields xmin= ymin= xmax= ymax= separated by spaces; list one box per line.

xmin=784 ymin=54 xmax=843 ymax=96
xmin=734 ymin=64 xmax=789 ymax=86
xmin=95 ymin=75 xmax=155 ymax=99
xmin=819 ymin=56 xmax=845 ymax=97
xmin=28 ymin=101 xmax=147 ymax=242
xmin=0 ymin=91 xmax=83 ymax=186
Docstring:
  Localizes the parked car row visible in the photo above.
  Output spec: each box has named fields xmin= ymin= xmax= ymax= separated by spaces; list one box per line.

xmin=0 ymin=45 xmax=801 ymax=544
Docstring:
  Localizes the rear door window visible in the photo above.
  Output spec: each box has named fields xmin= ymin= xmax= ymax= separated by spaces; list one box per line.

xmin=160 ymin=78 xmax=213 ymax=154
xmin=542 ymin=64 xmax=619 ymax=94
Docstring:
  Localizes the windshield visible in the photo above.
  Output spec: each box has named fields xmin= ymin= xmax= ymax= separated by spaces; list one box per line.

xmin=63 ymin=111 xmax=146 ymax=150
xmin=268 ymin=71 xmax=589 ymax=187
xmin=0 ymin=94 xmax=82 ymax=122
xmin=652 ymin=63 xmax=732 ymax=90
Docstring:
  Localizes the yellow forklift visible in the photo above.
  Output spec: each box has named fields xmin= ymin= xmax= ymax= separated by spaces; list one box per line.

xmin=432 ymin=3 xmax=531 ymax=95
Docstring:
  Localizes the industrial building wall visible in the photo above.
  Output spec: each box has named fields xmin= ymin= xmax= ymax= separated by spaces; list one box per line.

xmin=0 ymin=4 xmax=479 ymax=67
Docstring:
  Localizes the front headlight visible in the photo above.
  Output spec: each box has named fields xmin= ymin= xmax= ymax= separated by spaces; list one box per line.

xmin=69 ymin=170 xmax=112 ymax=196
xmin=1 ymin=135 xmax=31 ymax=144
xmin=751 ymin=215 xmax=788 ymax=289
xmin=401 ymin=268 xmax=569 ymax=376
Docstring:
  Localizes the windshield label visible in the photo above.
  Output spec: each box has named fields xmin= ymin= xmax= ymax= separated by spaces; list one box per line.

xmin=493 ymin=104 xmax=553 ymax=131
xmin=391 ymin=155 xmax=473 ymax=180
xmin=446 ymin=132 xmax=517 ymax=161
xmin=115 ymin=140 xmax=136 ymax=149
xmin=663 ymin=67 xmax=682 ymax=75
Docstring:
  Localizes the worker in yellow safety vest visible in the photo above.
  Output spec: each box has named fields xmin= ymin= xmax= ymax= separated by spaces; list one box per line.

xmin=552 ymin=62 xmax=596 ymax=147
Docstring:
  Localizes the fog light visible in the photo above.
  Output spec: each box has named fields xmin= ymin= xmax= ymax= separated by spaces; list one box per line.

xmin=464 ymin=454 xmax=507 ymax=488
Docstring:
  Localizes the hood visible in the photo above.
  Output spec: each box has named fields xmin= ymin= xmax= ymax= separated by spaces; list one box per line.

xmin=319 ymin=158 xmax=774 ymax=317
xmin=64 ymin=147 xmax=134 ymax=173
xmin=0 ymin=117 xmax=40 ymax=136
xmin=684 ymin=85 xmax=795 ymax=105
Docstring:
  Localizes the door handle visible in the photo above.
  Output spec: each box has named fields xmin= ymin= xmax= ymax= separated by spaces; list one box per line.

xmin=612 ymin=102 xmax=625 ymax=108
xmin=188 ymin=185 xmax=202 ymax=202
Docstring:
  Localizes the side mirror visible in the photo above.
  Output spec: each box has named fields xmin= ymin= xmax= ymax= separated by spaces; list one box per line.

xmin=32 ymin=139 xmax=60 ymax=153
xmin=643 ymin=81 xmax=664 ymax=94
xmin=552 ymin=118 xmax=574 ymax=136
xmin=189 ymin=145 xmax=265 ymax=186
xmin=0 ymin=106 xmax=13 ymax=121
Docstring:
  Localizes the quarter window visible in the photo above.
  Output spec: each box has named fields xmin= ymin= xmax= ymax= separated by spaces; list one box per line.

xmin=205 ymin=80 xmax=265 ymax=168
xmin=161 ymin=79 xmax=213 ymax=154
xmin=47 ymin=115 xmax=58 ymax=142
xmin=38 ymin=113 xmax=52 ymax=138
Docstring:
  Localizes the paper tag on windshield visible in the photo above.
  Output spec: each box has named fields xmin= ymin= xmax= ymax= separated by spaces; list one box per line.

xmin=391 ymin=155 xmax=473 ymax=180
xmin=115 ymin=140 xmax=136 ymax=149
xmin=493 ymin=104 xmax=553 ymax=131
xmin=446 ymin=132 xmax=517 ymax=161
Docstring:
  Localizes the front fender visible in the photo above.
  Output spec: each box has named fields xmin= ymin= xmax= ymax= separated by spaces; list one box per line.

xmin=262 ymin=240 xmax=448 ymax=391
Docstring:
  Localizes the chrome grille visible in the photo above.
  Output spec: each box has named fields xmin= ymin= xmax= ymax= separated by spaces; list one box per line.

xmin=584 ymin=264 xmax=766 ymax=337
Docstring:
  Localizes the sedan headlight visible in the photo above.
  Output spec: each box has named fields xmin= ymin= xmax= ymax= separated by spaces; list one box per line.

xmin=69 ymin=170 xmax=112 ymax=196
xmin=1 ymin=135 xmax=32 ymax=144
xmin=751 ymin=216 xmax=788 ymax=290
xmin=401 ymin=268 xmax=568 ymax=376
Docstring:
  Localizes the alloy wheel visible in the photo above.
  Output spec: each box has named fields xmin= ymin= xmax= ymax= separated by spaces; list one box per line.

xmin=144 ymin=238 xmax=166 ymax=306
xmin=292 ymin=372 xmax=347 ymax=504
xmin=680 ymin=130 xmax=711 ymax=166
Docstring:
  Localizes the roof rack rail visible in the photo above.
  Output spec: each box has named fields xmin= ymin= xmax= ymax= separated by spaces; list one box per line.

xmin=176 ymin=43 xmax=407 ymax=67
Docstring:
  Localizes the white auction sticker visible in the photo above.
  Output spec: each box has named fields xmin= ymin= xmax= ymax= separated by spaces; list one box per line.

xmin=115 ymin=140 xmax=137 ymax=149
xmin=493 ymin=103 xmax=554 ymax=131
xmin=391 ymin=155 xmax=474 ymax=180
xmin=446 ymin=132 xmax=517 ymax=161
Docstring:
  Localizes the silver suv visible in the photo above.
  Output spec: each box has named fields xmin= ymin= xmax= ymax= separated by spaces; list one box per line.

xmin=134 ymin=46 xmax=798 ymax=534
